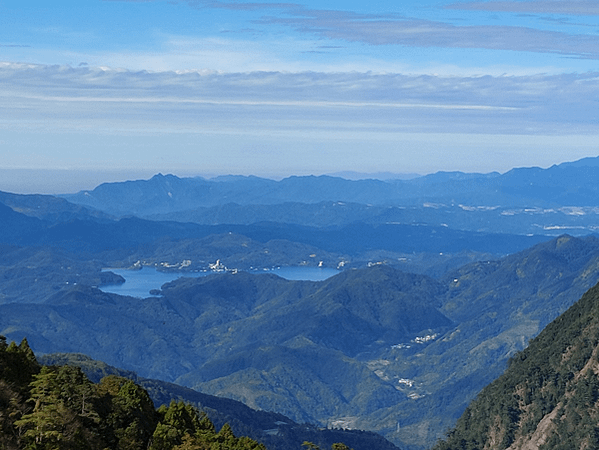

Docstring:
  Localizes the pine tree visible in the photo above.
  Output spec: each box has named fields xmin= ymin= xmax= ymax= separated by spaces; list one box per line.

xmin=14 ymin=365 xmax=104 ymax=449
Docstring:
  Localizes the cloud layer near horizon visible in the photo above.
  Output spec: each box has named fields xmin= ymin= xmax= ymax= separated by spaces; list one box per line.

xmin=3 ymin=0 xmax=599 ymax=181
xmin=2 ymin=62 xmax=598 ymax=136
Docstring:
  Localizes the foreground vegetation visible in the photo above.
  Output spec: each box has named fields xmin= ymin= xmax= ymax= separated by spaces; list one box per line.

xmin=0 ymin=336 xmax=354 ymax=450
xmin=0 ymin=335 xmax=264 ymax=449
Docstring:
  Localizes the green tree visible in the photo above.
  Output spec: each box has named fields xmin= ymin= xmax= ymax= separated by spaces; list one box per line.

xmin=14 ymin=365 xmax=104 ymax=449
xmin=15 ymin=366 xmax=73 ymax=449
xmin=98 ymin=375 xmax=158 ymax=450
xmin=0 ymin=379 xmax=28 ymax=450
xmin=1 ymin=338 xmax=40 ymax=394
xmin=0 ymin=338 xmax=269 ymax=450
xmin=332 ymin=444 xmax=352 ymax=450
xmin=151 ymin=401 xmax=206 ymax=450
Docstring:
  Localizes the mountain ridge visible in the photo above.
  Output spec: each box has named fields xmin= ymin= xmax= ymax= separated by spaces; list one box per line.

xmin=0 ymin=198 xmax=551 ymax=276
xmin=38 ymin=352 xmax=401 ymax=450
xmin=51 ymin=156 xmax=599 ymax=236
xmin=61 ymin=156 xmax=599 ymax=214
xmin=3 ymin=236 xmax=599 ymax=449
xmin=433 ymin=279 xmax=599 ymax=450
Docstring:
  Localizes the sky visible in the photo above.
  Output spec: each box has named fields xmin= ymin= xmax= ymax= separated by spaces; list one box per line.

xmin=2 ymin=0 xmax=599 ymax=193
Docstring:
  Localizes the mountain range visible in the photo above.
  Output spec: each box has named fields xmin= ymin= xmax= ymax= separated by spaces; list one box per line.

xmin=63 ymin=157 xmax=599 ymax=213
xmin=59 ymin=157 xmax=599 ymax=236
xmin=2 ymin=156 xmax=599 ymax=449
xmin=0 ymin=188 xmax=551 ymax=277
xmin=2 ymin=235 xmax=599 ymax=449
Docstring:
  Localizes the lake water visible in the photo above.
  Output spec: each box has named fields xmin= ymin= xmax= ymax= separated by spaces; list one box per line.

xmin=100 ymin=266 xmax=340 ymax=298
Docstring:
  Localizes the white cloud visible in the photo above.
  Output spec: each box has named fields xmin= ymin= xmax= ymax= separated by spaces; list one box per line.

xmin=2 ymin=62 xmax=599 ymax=138
xmin=3 ymin=62 xmax=599 ymax=178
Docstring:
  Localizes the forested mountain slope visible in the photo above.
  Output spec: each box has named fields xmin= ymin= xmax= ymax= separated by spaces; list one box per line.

xmin=433 ymin=280 xmax=599 ymax=450
xmin=1 ymin=337 xmax=397 ymax=450
xmin=0 ymin=337 xmax=268 ymax=450
xmin=2 ymin=236 xmax=599 ymax=449
xmin=39 ymin=352 xmax=401 ymax=450
xmin=316 ymin=234 xmax=599 ymax=449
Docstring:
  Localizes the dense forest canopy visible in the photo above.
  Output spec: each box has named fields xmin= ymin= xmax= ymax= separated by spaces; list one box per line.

xmin=0 ymin=336 xmax=353 ymax=450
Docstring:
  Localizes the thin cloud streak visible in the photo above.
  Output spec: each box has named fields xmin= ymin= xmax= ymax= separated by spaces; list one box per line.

xmin=446 ymin=1 xmax=599 ymax=15
xmin=187 ymin=0 xmax=301 ymax=12
xmin=106 ymin=0 xmax=304 ymax=12
xmin=105 ymin=0 xmax=599 ymax=59
xmin=258 ymin=12 xmax=599 ymax=59
xmin=13 ymin=94 xmax=519 ymax=111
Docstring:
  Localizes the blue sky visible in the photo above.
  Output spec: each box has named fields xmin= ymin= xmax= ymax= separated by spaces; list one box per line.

xmin=2 ymin=0 xmax=599 ymax=192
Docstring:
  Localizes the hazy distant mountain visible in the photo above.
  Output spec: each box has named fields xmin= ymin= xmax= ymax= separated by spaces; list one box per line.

xmin=62 ymin=173 xmax=398 ymax=215
xmin=325 ymin=171 xmax=421 ymax=181
xmin=62 ymin=156 xmax=599 ymax=212
xmin=0 ymin=190 xmax=112 ymax=221
xmin=0 ymin=202 xmax=47 ymax=243
xmin=0 ymin=196 xmax=550 ymax=275
xmin=59 ymin=156 xmax=599 ymax=235
xmin=559 ymin=155 xmax=599 ymax=168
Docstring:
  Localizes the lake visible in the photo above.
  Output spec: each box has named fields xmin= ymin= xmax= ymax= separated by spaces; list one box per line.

xmin=100 ymin=266 xmax=340 ymax=298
